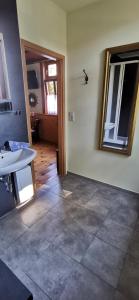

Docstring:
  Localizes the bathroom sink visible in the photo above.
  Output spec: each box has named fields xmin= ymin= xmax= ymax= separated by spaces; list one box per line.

xmin=0 ymin=148 xmax=36 ymax=176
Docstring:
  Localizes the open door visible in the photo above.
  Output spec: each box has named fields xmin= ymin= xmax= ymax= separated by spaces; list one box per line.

xmin=20 ymin=39 xmax=66 ymax=188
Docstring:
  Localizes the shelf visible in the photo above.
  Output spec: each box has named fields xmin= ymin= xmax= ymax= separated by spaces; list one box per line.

xmin=0 ymin=110 xmax=16 ymax=115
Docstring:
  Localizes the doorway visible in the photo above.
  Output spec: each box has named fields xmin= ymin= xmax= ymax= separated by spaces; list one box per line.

xmin=20 ymin=40 xmax=66 ymax=188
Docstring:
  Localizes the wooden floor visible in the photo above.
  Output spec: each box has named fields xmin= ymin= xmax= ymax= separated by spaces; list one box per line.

xmin=33 ymin=142 xmax=57 ymax=188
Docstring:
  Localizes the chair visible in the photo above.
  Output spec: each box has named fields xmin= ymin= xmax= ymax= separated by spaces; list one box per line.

xmin=31 ymin=117 xmax=40 ymax=143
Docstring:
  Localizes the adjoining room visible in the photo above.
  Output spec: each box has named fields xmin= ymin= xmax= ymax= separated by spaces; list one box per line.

xmin=25 ymin=49 xmax=59 ymax=187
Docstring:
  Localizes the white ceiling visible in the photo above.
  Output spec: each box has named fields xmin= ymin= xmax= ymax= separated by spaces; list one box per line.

xmin=52 ymin=0 xmax=101 ymax=13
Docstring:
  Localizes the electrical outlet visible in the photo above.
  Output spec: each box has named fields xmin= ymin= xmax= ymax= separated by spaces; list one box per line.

xmin=68 ymin=112 xmax=75 ymax=122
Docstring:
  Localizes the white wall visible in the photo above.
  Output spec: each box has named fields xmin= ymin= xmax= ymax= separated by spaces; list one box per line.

xmin=16 ymin=0 xmax=68 ymax=167
xmin=16 ymin=0 xmax=67 ymax=55
xmin=68 ymin=0 xmax=139 ymax=193
xmin=27 ymin=63 xmax=43 ymax=114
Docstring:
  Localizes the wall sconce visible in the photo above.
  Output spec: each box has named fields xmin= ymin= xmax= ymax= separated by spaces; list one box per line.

xmin=83 ymin=69 xmax=88 ymax=85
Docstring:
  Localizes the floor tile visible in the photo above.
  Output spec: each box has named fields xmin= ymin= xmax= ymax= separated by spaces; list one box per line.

xmin=50 ymin=204 xmax=74 ymax=222
xmin=13 ymin=268 xmax=50 ymax=300
xmin=60 ymin=263 xmax=115 ymax=300
xmin=71 ymin=206 xmax=104 ymax=234
xmin=18 ymin=200 xmax=49 ymax=227
xmin=93 ymin=186 xmax=118 ymax=202
xmin=108 ymin=205 xmax=138 ymax=228
xmin=0 ymin=212 xmax=27 ymax=253
xmin=54 ymin=225 xmax=93 ymax=262
xmin=35 ymin=185 xmax=58 ymax=199
xmin=118 ymin=254 xmax=139 ymax=300
xmin=97 ymin=219 xmax=133 ymax=252
xmin=134 ymin=219 xmax=139 ymax=231
xmin=114 ymin=291 xmax=127 ymax=300
xmin=83 ymin=198 xmax=110 ymax=218
xmin=23 ymin=244 xmax=76 ymax=300
xmin=26 ymin=210 xmax=75 ymax=244
xmin=128 ymin=225 xmax=139 ymax=260
xmin=35 ymin=189 xmax=63 ymax=209
xmin=1 ymin=225 xmax=50 ymax=270
xmin=18 ymin=188 xmax=62 ymax=228
xmin=60 ymin=176 xmax=80 ymax=193
xmin=1 ymin=172 xmax=139 ymax=300
xmin=114 ymin=192 xmax=139 ymax=210
xmin=74 ymin=183 xmax=98 ymax=201
xmin=82 ymin=237 xmax=125 ymax=287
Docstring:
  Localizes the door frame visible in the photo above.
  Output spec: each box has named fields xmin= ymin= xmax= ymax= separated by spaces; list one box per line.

xmin=20 ymin=39 xmax=66 ymax=182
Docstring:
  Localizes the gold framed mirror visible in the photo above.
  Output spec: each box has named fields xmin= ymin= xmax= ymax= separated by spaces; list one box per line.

xmin=99 ymin=43 xmax=139 ymax=156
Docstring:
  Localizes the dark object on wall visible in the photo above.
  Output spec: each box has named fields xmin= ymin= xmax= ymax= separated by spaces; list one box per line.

xmin=0 ymin=175 xmax=15 ymax=217
xmin=83 ymin=69 xmax=89 ymax=84
xmin=29 ymin=93 xmax=38 ymax=107
xmin=0 ymin=100 xmax=12 ymax=112
xmin=31 ymin=117 xmax=40 ymax=142
xmin=0 ymin=259 xmax=33 ymax=300
xmin=27 ymin=70 xmax=39 ymax=89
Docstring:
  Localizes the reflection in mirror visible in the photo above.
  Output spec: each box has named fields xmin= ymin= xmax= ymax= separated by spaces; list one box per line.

xmin=0 ymin=33 xmax=10 ymax=100
xmin=99 ymin=44 xmax=139 ymax=155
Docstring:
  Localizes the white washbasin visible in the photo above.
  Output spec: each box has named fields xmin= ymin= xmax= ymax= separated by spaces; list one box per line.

xmin=0 ymin=148 xmax=37 ymax=176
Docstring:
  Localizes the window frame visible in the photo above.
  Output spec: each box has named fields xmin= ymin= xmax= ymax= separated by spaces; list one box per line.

xmin=41 ymin=61 xmax=58 ymax=115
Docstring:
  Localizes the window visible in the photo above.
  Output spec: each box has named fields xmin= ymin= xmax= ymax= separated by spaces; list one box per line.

xmin=45 ymin=80 xmax=57 ymax=115
xmin=42 ymin=62 xmax=58 ymax=115
xmin=48 ymin=64 xmax=57 ymax=77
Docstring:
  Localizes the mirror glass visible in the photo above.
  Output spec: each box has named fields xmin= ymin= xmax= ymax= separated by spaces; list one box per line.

xmin=0 ymin=33 xmax=10 ymax=100
xmin=100 ymin=44 xmax=139 ymax=155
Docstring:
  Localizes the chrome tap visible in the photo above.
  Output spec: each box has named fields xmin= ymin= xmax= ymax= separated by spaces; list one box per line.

xmin=0 ymin=145 xmax=5 ymax=158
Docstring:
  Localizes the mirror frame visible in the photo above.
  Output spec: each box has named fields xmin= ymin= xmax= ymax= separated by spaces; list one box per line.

xmin=99 ymin=42 xmax=139 ymax=156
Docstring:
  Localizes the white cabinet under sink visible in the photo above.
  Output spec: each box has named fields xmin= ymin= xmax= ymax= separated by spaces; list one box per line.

xmin=0 ymin=148 xmax=37 ymax=214
xmin=14 ymin=165 xmax=34 ymax=204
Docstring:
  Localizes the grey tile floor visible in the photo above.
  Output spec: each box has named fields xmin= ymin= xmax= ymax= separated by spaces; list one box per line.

xmin=0 ymin=173 xmax=139 ymax=300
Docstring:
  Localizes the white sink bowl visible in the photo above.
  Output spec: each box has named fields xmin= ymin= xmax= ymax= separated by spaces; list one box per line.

xmin=0 ymin=148 xmax=37 ymax=176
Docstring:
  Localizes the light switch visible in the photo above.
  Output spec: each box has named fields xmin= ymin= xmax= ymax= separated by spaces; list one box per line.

xmin=68 ymin=112 xmax=75 ymax=122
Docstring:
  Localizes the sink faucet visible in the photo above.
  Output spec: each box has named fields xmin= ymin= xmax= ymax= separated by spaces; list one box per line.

xmin=0 ymin=146 xmax=3 ymax=154
xmin=0 ymin=142 xmax=9 ymax=153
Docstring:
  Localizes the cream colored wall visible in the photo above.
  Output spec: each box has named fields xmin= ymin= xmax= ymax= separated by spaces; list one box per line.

xmin=68 ymin=0 xmax=139 ymax=193
xmin=16 ymin=0 xmax=67 ymax=55
xmin=16 ymin=0 xmax=68 ymax=168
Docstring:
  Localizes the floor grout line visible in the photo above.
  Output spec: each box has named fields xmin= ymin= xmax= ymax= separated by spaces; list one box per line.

xmin=1 ymin=173 xmax=139 ymax=299
xmin=24 ymin=271 xmax=52 ymax=300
